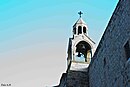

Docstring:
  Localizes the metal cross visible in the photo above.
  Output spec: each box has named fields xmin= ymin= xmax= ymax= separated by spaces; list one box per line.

xmin=78 ymin=11 xmax=83 ymax=18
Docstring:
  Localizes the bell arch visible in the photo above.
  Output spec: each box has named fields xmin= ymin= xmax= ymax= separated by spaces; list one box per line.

xmin=83 ymin=26 xmax=86 ymax=33
xmin=78 ymin=26 xmax=82 ymax=34
xmin=74 ymin=41 xmax=92 ymax=63
xmin=73 ymin=28 xmax=76 ymax=34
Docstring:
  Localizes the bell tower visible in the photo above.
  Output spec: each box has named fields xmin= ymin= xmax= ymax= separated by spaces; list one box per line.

xmin=57 ymin=11 xmax=96 ymax=87
xmin=67 ymin=11 xmax=95 ymax=69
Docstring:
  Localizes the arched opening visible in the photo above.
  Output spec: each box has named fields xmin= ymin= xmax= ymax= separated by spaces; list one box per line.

xmin=75 ymin=41 xmax=92 ymax=62
xmin=78 ymin=26 xmax=82 ymax=35
xmin=73 ymin=28 xmax=76 ymax=34
xmin=83 ymin=27 xmax=86 ymax=33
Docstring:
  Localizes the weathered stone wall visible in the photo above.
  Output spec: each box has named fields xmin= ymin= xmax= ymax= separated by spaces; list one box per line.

xmin=58 ymin=61 xmax=89 ymax=87
xmin=66 ymin=70 xmax=89 ymax=87
xmin=58 ymin=70 xmax=89 ymax=87
xmin=89 ymin=0 xmax=130 ymax=87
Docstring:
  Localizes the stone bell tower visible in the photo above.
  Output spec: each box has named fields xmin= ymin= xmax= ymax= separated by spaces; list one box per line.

xmin=57 ymin=12 xmax=96 ymax=87
xmin=67 ymin=11 xmax=95 ymax=70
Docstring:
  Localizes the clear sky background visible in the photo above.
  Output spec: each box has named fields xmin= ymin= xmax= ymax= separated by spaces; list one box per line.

xmin=0 ymin=0 xmax=118 ymax=87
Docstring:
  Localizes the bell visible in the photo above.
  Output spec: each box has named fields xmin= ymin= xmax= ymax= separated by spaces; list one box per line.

xmin=82 ymin=44 xmax=85 ymax=48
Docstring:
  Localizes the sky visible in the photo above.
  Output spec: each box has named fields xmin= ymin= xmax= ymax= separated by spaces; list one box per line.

xmin=0 ymin=0 xmax=118 ymax=87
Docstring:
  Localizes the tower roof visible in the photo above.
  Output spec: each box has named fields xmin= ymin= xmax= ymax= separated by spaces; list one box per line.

xmin=76 ymin=17 xmax=86 ymax=24
xmin=73 ymin=17 xmax=86 ymax=27
xmin=73 ymin=11 xmax=87 ymax=27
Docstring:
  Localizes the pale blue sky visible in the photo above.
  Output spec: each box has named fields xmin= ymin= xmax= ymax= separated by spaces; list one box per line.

xmin=0 ymin=0 xmax=118 ymax=86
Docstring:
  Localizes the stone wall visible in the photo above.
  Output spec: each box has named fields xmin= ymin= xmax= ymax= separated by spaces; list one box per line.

xmin=58 ymin=61 xmax=89 ymax=87
xmin=58 ymin=70 xmax=89 ymax=87
xmin=66 ymin=70 xmax=89 ymax=87
xmin=89 ymin=0 xmax=130 ymax=87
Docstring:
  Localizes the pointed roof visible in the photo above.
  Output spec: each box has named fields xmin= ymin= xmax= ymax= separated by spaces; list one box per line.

xmin=76 ymin=17 xmax=86 ymax=24
xmin=73 ymin=11 xmax=87 ymax=27
xmin=73 ymin=17 xmax=86 ymax=27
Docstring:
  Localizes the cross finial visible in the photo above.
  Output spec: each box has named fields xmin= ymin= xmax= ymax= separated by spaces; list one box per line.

xmin=78 ymin=11 xmax=83 ymax=18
